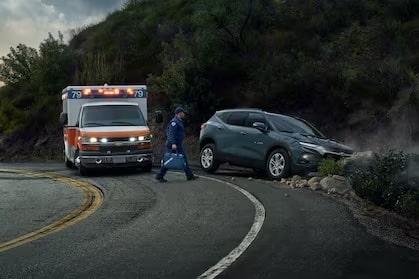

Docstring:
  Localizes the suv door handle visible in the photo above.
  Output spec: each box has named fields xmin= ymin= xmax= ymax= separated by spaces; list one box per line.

xmin=240 ymin=132 xmax=247 ymax=135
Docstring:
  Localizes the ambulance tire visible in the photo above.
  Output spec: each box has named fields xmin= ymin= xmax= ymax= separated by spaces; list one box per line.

xmin=65 ymin=156 xmax=74 ymax=169
xmin=78 ymin=164 xmax=88 ymax=176
xmin=143 ymin=165 xmax=152 ymax=172
xmin=75 ymin=151 xmax=88 ymax=176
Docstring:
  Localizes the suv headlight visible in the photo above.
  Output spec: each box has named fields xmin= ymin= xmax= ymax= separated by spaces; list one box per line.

xmin=299 ymin=142 xmax=327 ymax=155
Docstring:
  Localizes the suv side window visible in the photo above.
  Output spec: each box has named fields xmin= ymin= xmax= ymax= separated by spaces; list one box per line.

xmin=226 ymin=112 xmax=247 ymax=126
xmin=245 ymin=112 xmax=267 ymax=127
xmin=216 ymin=112 xmax=231 ymax=123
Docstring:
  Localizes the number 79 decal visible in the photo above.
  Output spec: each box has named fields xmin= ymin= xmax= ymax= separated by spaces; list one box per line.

xmin=71 ymin=90 xmax=82 ymax=99
xmin=135 ymin=90 xmax=146 ymax=98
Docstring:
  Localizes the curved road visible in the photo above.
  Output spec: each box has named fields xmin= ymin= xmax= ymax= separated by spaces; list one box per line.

xmin=0 ymin=163 xmax=418 ymax=279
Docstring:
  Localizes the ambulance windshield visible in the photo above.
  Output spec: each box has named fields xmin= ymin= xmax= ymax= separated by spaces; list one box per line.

xmin=81 ymin=105 xmax=146 ymax=127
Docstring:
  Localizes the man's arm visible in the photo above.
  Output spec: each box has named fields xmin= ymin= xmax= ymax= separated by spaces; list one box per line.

xmin=167 ymin=121 xmax=178 ymax=150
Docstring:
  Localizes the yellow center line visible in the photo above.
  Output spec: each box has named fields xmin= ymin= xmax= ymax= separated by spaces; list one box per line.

xmin=0 ymin=169 xmax=104 ymax=253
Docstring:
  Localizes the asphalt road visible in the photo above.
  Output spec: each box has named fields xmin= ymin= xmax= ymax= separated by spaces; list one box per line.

xmin=0 ymin=163 xmax=418 ymax=279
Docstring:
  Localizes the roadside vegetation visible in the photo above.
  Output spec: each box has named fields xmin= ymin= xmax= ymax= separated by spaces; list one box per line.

xmin=347 ymin=150 xmax=419 ymax=219
xmin=318 ymin=158 xmax=344 ymax=177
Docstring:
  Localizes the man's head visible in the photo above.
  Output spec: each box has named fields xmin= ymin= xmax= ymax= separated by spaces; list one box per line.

xmin=174 ymin=107 xmax=186 ymax=119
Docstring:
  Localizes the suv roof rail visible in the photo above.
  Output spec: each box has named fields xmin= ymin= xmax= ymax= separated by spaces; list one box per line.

xmin=217 ymin=107 xmax=263 ymax=112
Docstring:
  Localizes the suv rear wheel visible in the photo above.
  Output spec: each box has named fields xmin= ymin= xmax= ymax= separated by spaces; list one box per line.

xmin=266 ymin=149 xmax=290 ymax=179
xmin=200 ymin=143 xmax=220 ymax=173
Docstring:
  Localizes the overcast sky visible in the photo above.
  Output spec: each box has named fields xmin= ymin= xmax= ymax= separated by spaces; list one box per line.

xmin=0 ymin=0 xmax=126 ymax=58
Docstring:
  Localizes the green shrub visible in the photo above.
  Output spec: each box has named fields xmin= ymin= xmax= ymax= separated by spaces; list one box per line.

xmin=396 ymin=190 xmax=419 ymax=219
xmin=318 ymin=158 xmax=344 ymax=176
xmin=349 ymin=150 xmax=414 ymax=211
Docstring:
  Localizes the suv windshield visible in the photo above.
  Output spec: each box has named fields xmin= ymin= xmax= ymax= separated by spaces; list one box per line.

xmin=81 ymin=105 xmax=146 ymax=127
xmin=266 ymin=113 xmax=325 ymax=138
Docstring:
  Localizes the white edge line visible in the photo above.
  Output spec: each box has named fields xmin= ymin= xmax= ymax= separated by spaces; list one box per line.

xmin=196 ymin=176 xmax=266 ymax=279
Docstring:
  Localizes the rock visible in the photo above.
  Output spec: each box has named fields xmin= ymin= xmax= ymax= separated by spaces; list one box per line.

xmin=280 ymin=178 xmax=287 ymax=183
xmin=299 ymin=179 xmax=308 ymax=188
xmin=308 ymin=177 xmax=322 ymax=189
xmin=343 ymin=150 xmax=376 ymax=175
xmin=291 ymin=175 xmax=302 ymax=182
xmin=328 ymin=188 xmax=337 ymax=194
xmin=285 ymin=193 xmax=290 ymax=197
xmin=310 ymin=182 xmax=322 ymax=191
xmin=320 ymin=176 xmax=352 ymax=194
xmin=231 ymin=177 xmax=236 ymax=181
xmin=248 ymin=177 xmax=253 ymax=181
xmin=332 ymin=175 xmax=346 ymax=181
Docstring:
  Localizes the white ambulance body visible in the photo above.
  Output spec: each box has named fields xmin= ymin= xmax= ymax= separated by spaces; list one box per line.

xmin=60 ymin=85 xmax=156 ymax=175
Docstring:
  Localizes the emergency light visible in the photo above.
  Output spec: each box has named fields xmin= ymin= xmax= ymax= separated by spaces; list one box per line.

xmin=62 ymin=87 xmax=147 ymax=99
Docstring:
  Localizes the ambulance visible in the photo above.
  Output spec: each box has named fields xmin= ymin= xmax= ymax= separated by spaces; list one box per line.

xmin=59 ymin=84 xmax=161 ymax=175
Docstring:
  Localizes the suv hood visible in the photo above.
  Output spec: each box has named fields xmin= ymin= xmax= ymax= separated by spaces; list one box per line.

xmin=295 ymin=134 xmax=353 ymax=156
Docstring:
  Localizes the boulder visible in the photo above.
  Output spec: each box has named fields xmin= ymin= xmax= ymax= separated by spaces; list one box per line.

xmin=320 ymin=176 xmax=352 ymax=194
xmin=308 ymin=177 xmax=322 ymax=189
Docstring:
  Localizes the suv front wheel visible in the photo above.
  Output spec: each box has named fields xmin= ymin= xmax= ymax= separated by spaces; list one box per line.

xmin=266 ymin=149 xmax=290 ymax=179
xmin=200 ymin=143 xmax=220 ymax=173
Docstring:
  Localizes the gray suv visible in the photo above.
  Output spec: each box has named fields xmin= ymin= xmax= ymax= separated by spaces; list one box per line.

xmin=199 ymin=109 xmax=353 ymax=179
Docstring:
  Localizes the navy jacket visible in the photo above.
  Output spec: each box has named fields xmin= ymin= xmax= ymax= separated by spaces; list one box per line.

xmin=166 ymin=116 xmax=185 ymax=147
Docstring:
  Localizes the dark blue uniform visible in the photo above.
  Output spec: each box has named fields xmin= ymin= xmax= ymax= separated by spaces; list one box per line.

xmin=166 ymin=116 xmax=185 ymax=150
xmin=156 ymin=116 xmax=193 ymax=179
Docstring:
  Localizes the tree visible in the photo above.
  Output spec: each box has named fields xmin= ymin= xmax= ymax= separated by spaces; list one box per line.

xmin=35 ymin=32 xmax=73 ymax=95
xmin=0 ymin=44 xmax=39 ymax=85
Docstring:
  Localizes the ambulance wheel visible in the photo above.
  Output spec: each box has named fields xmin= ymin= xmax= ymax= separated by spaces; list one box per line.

xmin=78 ymin=164 xmax=88 ymax=176
xmin=65 ymin=156 xmax=74 ymax=169
xmin=143 ymin=165 xmax=152 ymax=172
xmin=75 ymin=151 xmax=88 ymax=176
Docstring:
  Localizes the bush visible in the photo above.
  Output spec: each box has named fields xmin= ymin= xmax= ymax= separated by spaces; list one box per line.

xmin=349 ymin=150 xmax=408 ymax=207
xmin=318 ymin=158 xmax=344 ymax=176
xmin=396 ymin=190 xmax=419 ymax=219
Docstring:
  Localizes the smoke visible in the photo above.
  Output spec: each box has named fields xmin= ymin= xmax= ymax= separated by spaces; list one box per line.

xmin=406 ymin=150 xmax=419 ymax=184
xmin=337 ymin=89 xmax=419 ymax=153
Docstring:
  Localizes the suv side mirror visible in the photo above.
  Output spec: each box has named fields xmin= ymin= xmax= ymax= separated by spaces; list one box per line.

xmin=155 ymin=110 xmax=163 ymax=124
xmin=59 ymin=112 xmax=68 ymax=126
xmin=252 ymin=121 xmax=268 ymax=132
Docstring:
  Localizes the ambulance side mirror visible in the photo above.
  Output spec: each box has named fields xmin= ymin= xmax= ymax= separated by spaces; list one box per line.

xmin=59 ymin=112 xmax=68 ymax=126
xmin=155 ymin=110 xmax=163 ymax=124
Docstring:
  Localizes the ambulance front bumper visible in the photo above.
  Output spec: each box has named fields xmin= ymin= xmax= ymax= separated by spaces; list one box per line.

xmin=76 ymin=151 xmax=153 ymax=169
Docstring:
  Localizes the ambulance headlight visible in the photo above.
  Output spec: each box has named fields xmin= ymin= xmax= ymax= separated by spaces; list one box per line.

xmin=100 ymin=138 xmax=108 ymax=143
xmin=129 ymin=137 xmax=136 ymax=142
xmin=82 ymin=137 xmax=98 ymax=143
xmin=138 ymin=135 xmax=151 ymax=141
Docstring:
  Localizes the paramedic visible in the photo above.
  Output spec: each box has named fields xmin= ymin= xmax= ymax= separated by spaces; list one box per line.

xmin=155 ymin=107 xmax=199 ymax=182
